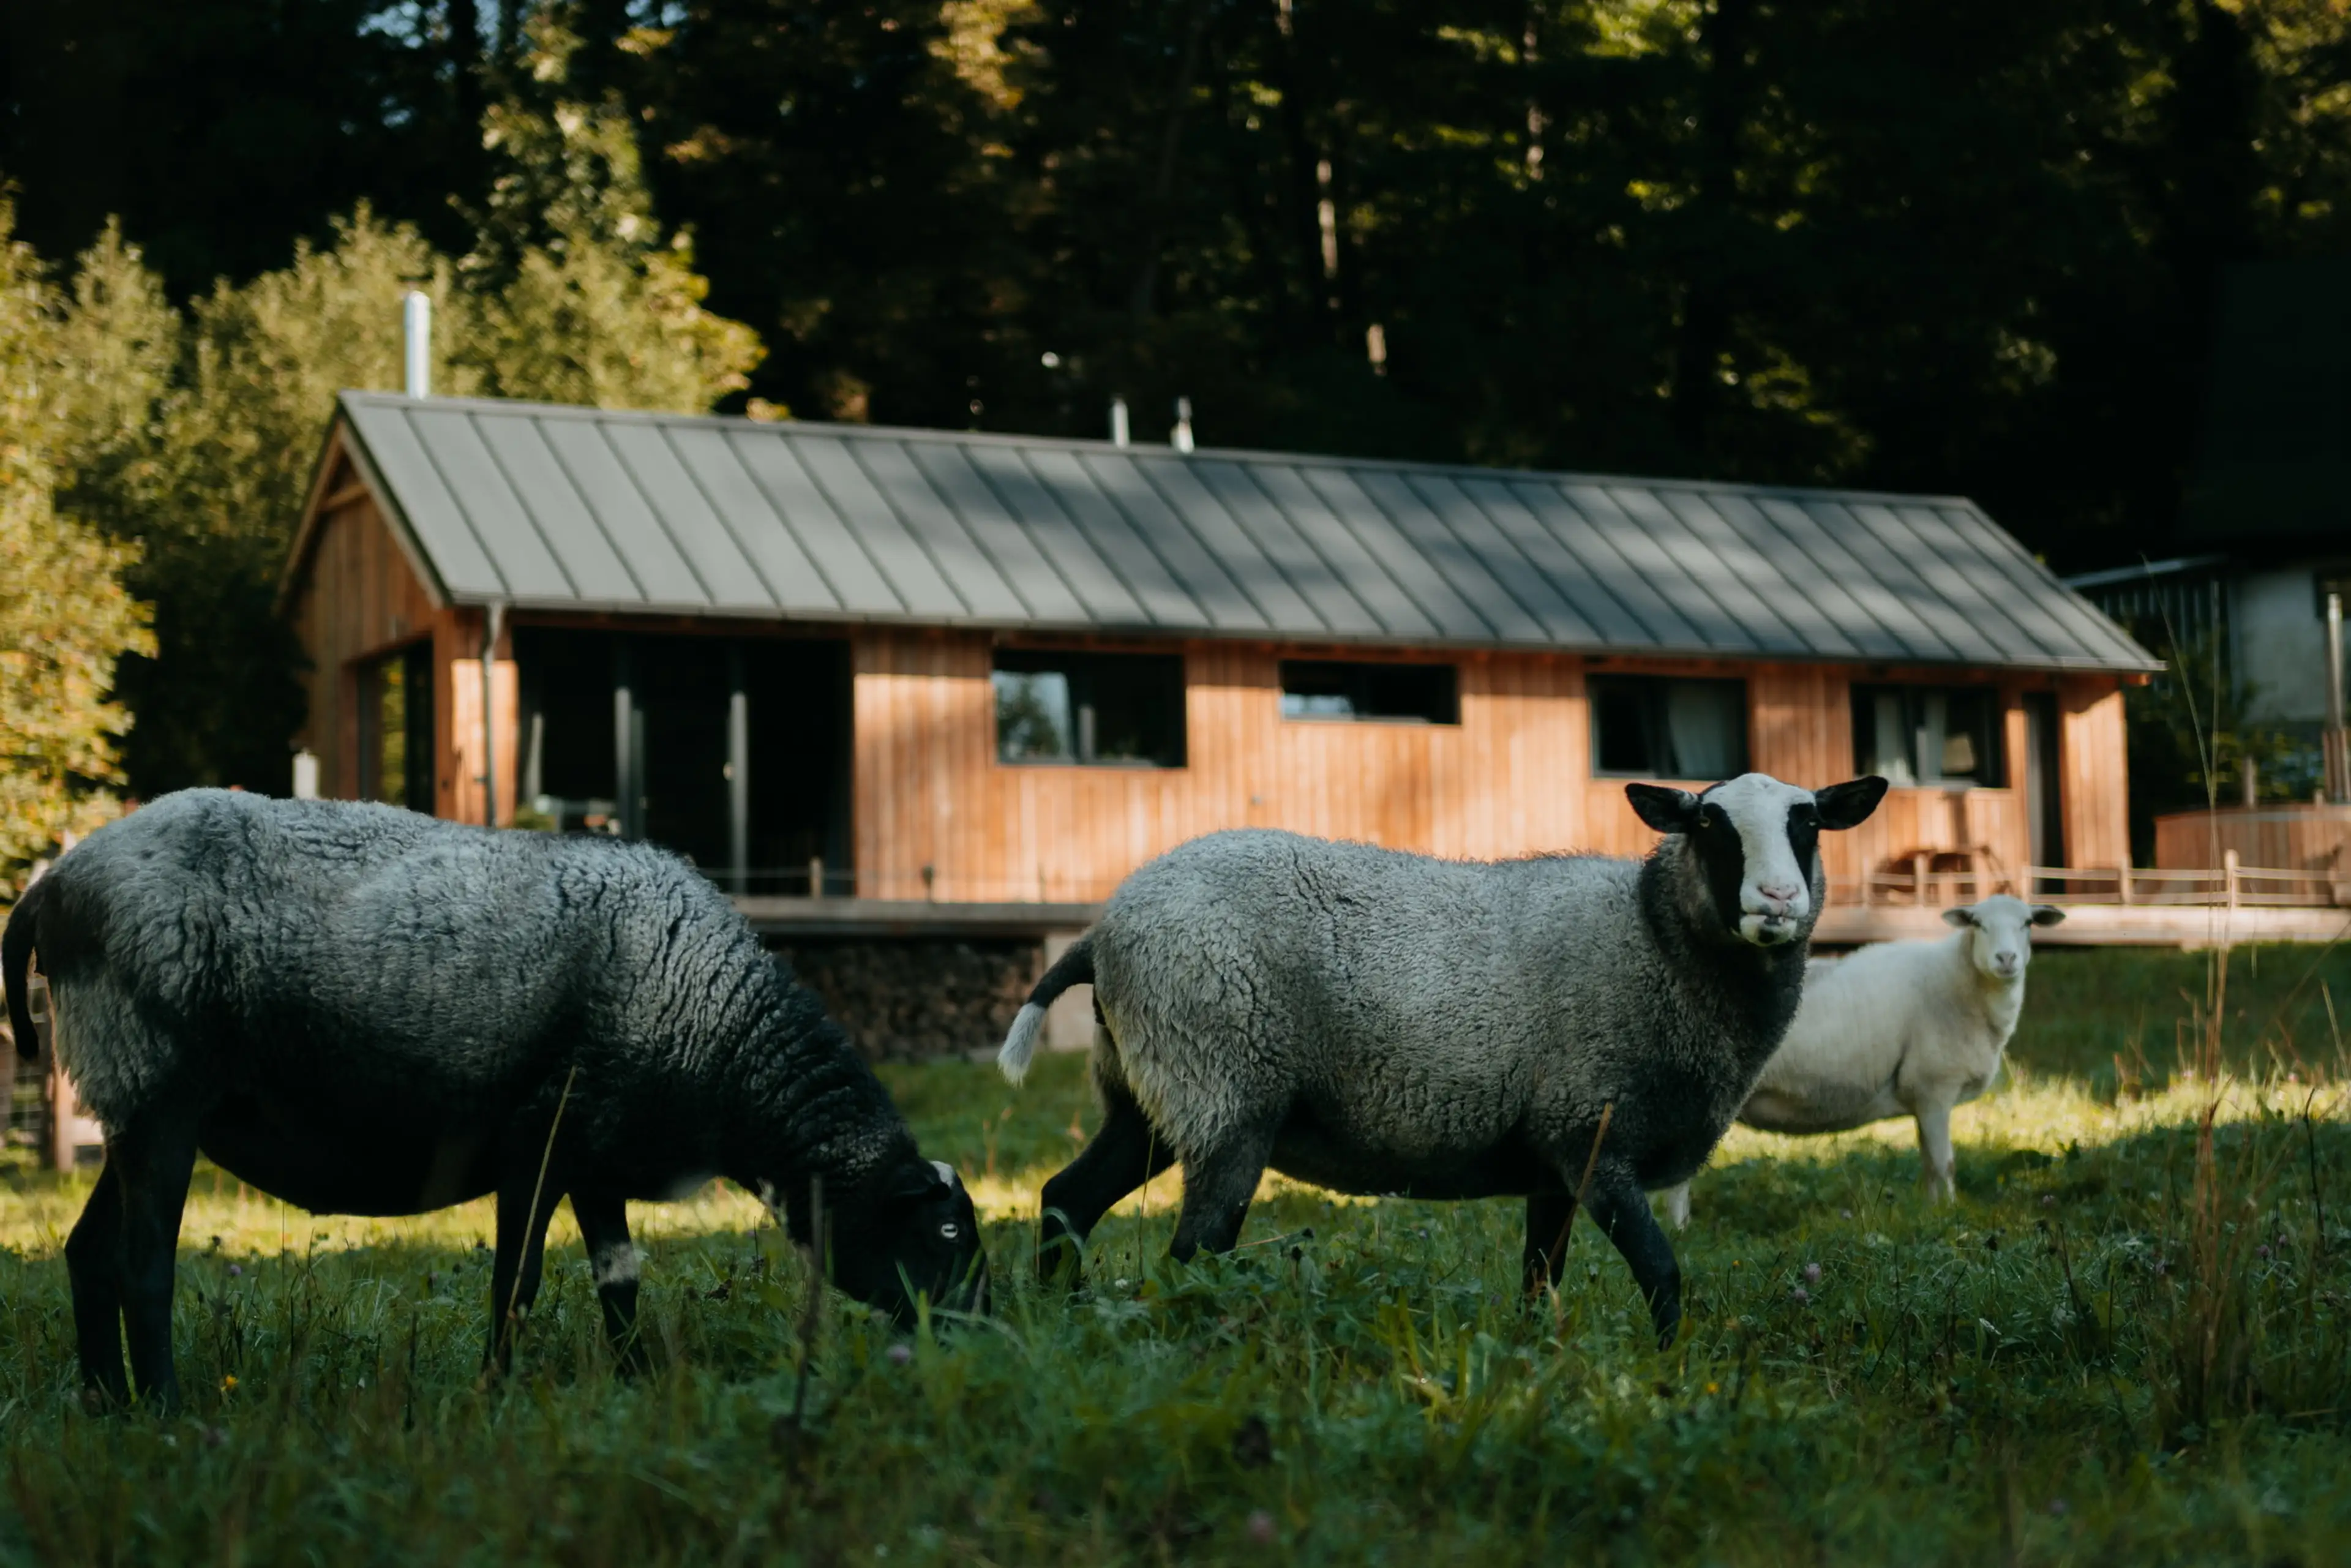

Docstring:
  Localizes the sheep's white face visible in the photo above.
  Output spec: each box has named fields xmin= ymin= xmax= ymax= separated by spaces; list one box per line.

xmin=1943 ymin=895 xmax=2065 ymax=981
xmin=1627 ymin=772 xmax=1889 ymax=947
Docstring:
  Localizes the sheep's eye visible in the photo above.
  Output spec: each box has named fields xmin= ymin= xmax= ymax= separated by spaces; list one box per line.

xmin=939 ymin=1222 xmax=960 ymax=1241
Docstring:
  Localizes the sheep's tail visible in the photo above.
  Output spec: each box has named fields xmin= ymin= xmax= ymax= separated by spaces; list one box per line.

xmin=999 ymin=934 xmax=1095 ymax=1086
xmin=4 ymin=874 xmax=47 ymax=1062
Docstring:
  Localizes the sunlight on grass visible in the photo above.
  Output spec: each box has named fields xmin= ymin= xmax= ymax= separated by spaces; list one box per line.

xmin=2 ymin=945 xmax=2347 ymax=1564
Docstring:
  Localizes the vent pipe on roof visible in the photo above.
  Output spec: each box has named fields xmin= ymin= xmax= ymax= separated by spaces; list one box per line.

xmin=1172 ymin=396 xmax=1195 ymax=453
xmin=1109 ymin=397 xmax=1130 ymax=447
xmin=403 ymin=290 xmax=432 ymax=399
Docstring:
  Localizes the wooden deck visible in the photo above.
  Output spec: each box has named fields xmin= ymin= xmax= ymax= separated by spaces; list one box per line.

xmin=1812 ymin=902 xmax=2351 ymax=948
xmin=734 ymin=893 xmax=2351 ymax=948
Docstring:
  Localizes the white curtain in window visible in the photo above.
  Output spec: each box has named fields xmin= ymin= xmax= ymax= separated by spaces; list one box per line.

xmin=1664 ymin=681 xmax=1742 ymax=780
xmin=1873 ymin=691 xmax=1916 ymax=786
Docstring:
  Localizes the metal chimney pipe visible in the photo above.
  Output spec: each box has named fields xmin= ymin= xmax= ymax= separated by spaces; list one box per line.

xmin=1172 ymin=396 xmax=1195 ymax=453
xmin=2326 ymin=588 xmax=2348 ymax=803
xmin=1109 ymin=397 xmax=1130 ymax=447
xmin=403 ymin=290 xmax=432 ymax=399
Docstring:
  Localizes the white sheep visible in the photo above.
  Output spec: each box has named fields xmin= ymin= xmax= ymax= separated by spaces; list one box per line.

xmin=1660 ymin=893 xmax=2065 ymax=1225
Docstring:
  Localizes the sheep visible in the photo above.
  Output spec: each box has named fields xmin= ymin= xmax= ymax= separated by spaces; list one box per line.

xmin=1659 ymin=893 xmax=2066 ymax=1225
xmin=2 ymin=789 xmax=989 ymax=1409
xmin=996 ymin=771 xmax=1887 ymax=1347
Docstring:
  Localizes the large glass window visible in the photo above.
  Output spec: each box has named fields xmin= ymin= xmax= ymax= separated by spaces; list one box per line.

xmin=992 ymin=650 xmax=1185 ymax=767
xmin=1278 ymin=661 xmax=1458 ymax=724
xmin=1852 ymin=685 xmax=2004 ymax=787
xmin=1588 ymin=675 xmax=1749 ymax=779
xmin=358 ymin=643 xmax=434 ymax=809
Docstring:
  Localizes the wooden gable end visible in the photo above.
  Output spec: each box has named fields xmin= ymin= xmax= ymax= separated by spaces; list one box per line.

xmin=284 ymin=433 xmax=448 ymax=805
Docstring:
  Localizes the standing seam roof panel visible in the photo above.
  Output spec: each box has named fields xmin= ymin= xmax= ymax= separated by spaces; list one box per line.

xmin=661 ymin=427 xmax=843 ymax=613
xmin=1019 ymin=449 xmax=1204 ymax=627
xmin=1840 ymin=503 xmax=2006 ymax=663
xmin=724 ymin=431 xmax=901 ymax=614
xmin=792 ymin=437 xmax=970 ymax=618
xmin=850 ymin=441 xmax=1029 ymax=619
xmin=1245 ymin=465 xmax=1439 ymax=638
xmin=959 ymin=446 xmax=1148 ymax=624
xmin=405 ymin=408 xmax=579 ymax=599
xmin=345 ymin=405 xmax=506 ymax=596
xmin=1789 ymin=501 xmax=1962 ymax=661
xmin=1349 ymin=471 xmax=1546 ymax=643
xmin=603 ymin=422 xmax=774 ymax=610
xmin=1130 ymin=457 xmax=1318 ymax=630
xmin=321 ymin=394 xmax=2159 ymax=673
xmin=1551 ymin=486 xmax=1741 ymax=649
xmin=1415 ymin=477 xmax=1615 ymax=643
xmin=903 ymin=443 xmax=1090 ymax=625
xmin=1605 ymin=487 xmax=1787 ymax=651
xmin=1299 ymin=466 xmax=1495 ymax=640
xmin=1711 ymin=493 xmax=1904 ymax=659
xmin=1655 ymin=489 xmax=1855 ymax=658
xmin=1888 ymin=503 xmax=2069 ymax=662
xmin=1079 ymin=455 xmax=1269 ymax=631
xmin=1935 ymin=504 xmax=2152 ymax=665
xmin=1191 ymin=462 xmax=1374 ymax=634
xmin=471 ymin=416 xmax=643 ymax=603
xmin=536 ymin=419 xmax=712 ymax=606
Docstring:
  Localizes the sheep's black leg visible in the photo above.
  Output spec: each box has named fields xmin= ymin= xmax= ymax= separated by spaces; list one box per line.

xmin=63 ymin=1163 xmax=130 ymax=1407
xmin=486 ymin=1171 xmax=563 ymax=1373
xmin=1168 ymin=1120 xmax=1279 ymax=1263
xmin=1037 ymin=1088 xmax=1175 ymax=1287
xmin=111 ymin=1109 xmax=201 ymax=1409
xmin=1580 ymin=1166 xmax=1682 ymax=1349
xmin=1522 ymin=1190 xmax=1575 ymax=1295
xmin=570 ymin=1191 xmax=648 ymax=1375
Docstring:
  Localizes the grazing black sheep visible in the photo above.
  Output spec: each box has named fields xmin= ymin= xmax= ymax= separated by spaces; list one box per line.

xmin=3 ymin=790 xmax=988 ymax=1409
xmin=999 ymin=773 xmax=1886 ymax=1347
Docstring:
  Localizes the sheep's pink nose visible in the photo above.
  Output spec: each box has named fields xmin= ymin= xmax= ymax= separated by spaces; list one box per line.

xmin=1755 ymin=883 xmax=1802 ymax=910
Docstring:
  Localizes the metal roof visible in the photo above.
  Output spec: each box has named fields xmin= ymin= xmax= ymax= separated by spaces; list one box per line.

xmin=318 ymin=390 xmax=2161 ymax=673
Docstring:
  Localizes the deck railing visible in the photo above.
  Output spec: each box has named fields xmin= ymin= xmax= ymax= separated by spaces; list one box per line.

xmin=1834 ymin=851 xmax=2344 ymax=910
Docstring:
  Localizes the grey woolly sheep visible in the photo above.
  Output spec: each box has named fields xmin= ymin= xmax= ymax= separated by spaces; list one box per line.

xmin=2 ymin=789 xmax=988 ymax=1409
xmin=997 ymin=771 xmax=1887 ymax=1346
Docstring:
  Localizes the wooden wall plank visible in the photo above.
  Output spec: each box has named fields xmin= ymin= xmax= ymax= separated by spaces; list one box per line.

xmin=2060 ymin=678 xmax=2130 ymax=871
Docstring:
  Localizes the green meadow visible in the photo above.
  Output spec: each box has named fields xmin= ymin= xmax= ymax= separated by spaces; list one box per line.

xmin=3 ymin=943 xmax=2348 ymax=1565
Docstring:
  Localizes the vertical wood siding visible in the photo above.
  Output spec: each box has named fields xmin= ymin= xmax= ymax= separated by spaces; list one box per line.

xmin=285 ymin=478 xmax=444 ymax=802
xmin=846 ymin=629 xmax=2131 ymax=901
xmin=2060 ymin=679 xmax=2131 ymax=871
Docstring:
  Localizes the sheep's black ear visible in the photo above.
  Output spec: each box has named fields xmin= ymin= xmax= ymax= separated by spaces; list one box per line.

xmin=2028 ymin=904 xmax=2068 ymax=927
xmin=1626 ymin=783 xmax=1701 ymax=834
xmin=883 ymin=1159 xmax=951 ymax=1204
xmin=1813 ymin=776 xmax=1889 ymax=830
xmin=1941 ymin=907 xmax=1976 ymax=928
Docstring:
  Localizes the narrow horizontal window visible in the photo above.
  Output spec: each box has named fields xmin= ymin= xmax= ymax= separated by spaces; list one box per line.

xmin=1588 ymin=675 xmax=1749 ymax=779
xmin=1852 ymin=685 xmax=2003 ymax=787
xmin=993 ymin=650 xmax=1186 ymax=767
xmin=1278 ymin=661 xmax=1458 ymax=725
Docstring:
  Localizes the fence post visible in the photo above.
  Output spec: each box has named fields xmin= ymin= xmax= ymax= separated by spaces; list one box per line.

xmin=2115 ymin=864 xmax=2133 ymax=905
xmin=2224 ymin=849 xmax=2240 ymax=910
xmin=808 ymin=857 xmax=825 ymax=899
xmin=1913 ymin=852 xmax=1931 ymax=906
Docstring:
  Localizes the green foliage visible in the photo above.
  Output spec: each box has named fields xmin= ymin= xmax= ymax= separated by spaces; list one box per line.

xmin=14 ymin=37 xmax=763 ymax=795
xmin=0 ymin=206 xmax=152 ymax=885
xmin=2 ymin=949 xmax=2348 ymax=1562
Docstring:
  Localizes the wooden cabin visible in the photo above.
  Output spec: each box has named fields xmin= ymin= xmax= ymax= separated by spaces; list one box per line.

xmin=280 ymin=392 xmax=2158 ymax=922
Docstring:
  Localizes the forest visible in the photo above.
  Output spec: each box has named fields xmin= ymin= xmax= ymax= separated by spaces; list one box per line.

xmin=2 ymin=0 xmax=2349 ymax=806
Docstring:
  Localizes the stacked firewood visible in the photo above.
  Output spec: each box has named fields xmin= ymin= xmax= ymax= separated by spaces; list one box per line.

xmin=774 ymin=939 xmax=1045 ymax=1063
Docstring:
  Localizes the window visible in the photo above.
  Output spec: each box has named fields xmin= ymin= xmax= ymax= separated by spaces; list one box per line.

xmin=358 ymin=643 xmax=435 ymax=810
xmin=1852 ymin=685 xmax=2004 ymax=787
xmin=1588 ymin=675 xmax=1749 ymax=779
xmin=992 ymin=650 xmax=1185 ymax=767
xmin=1278 ymin=661 xmax=1458 ymax=725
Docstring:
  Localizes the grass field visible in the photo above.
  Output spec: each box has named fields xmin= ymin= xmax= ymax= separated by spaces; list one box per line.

xmin=4 ymin=943 xmax=2349 ymax=1565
